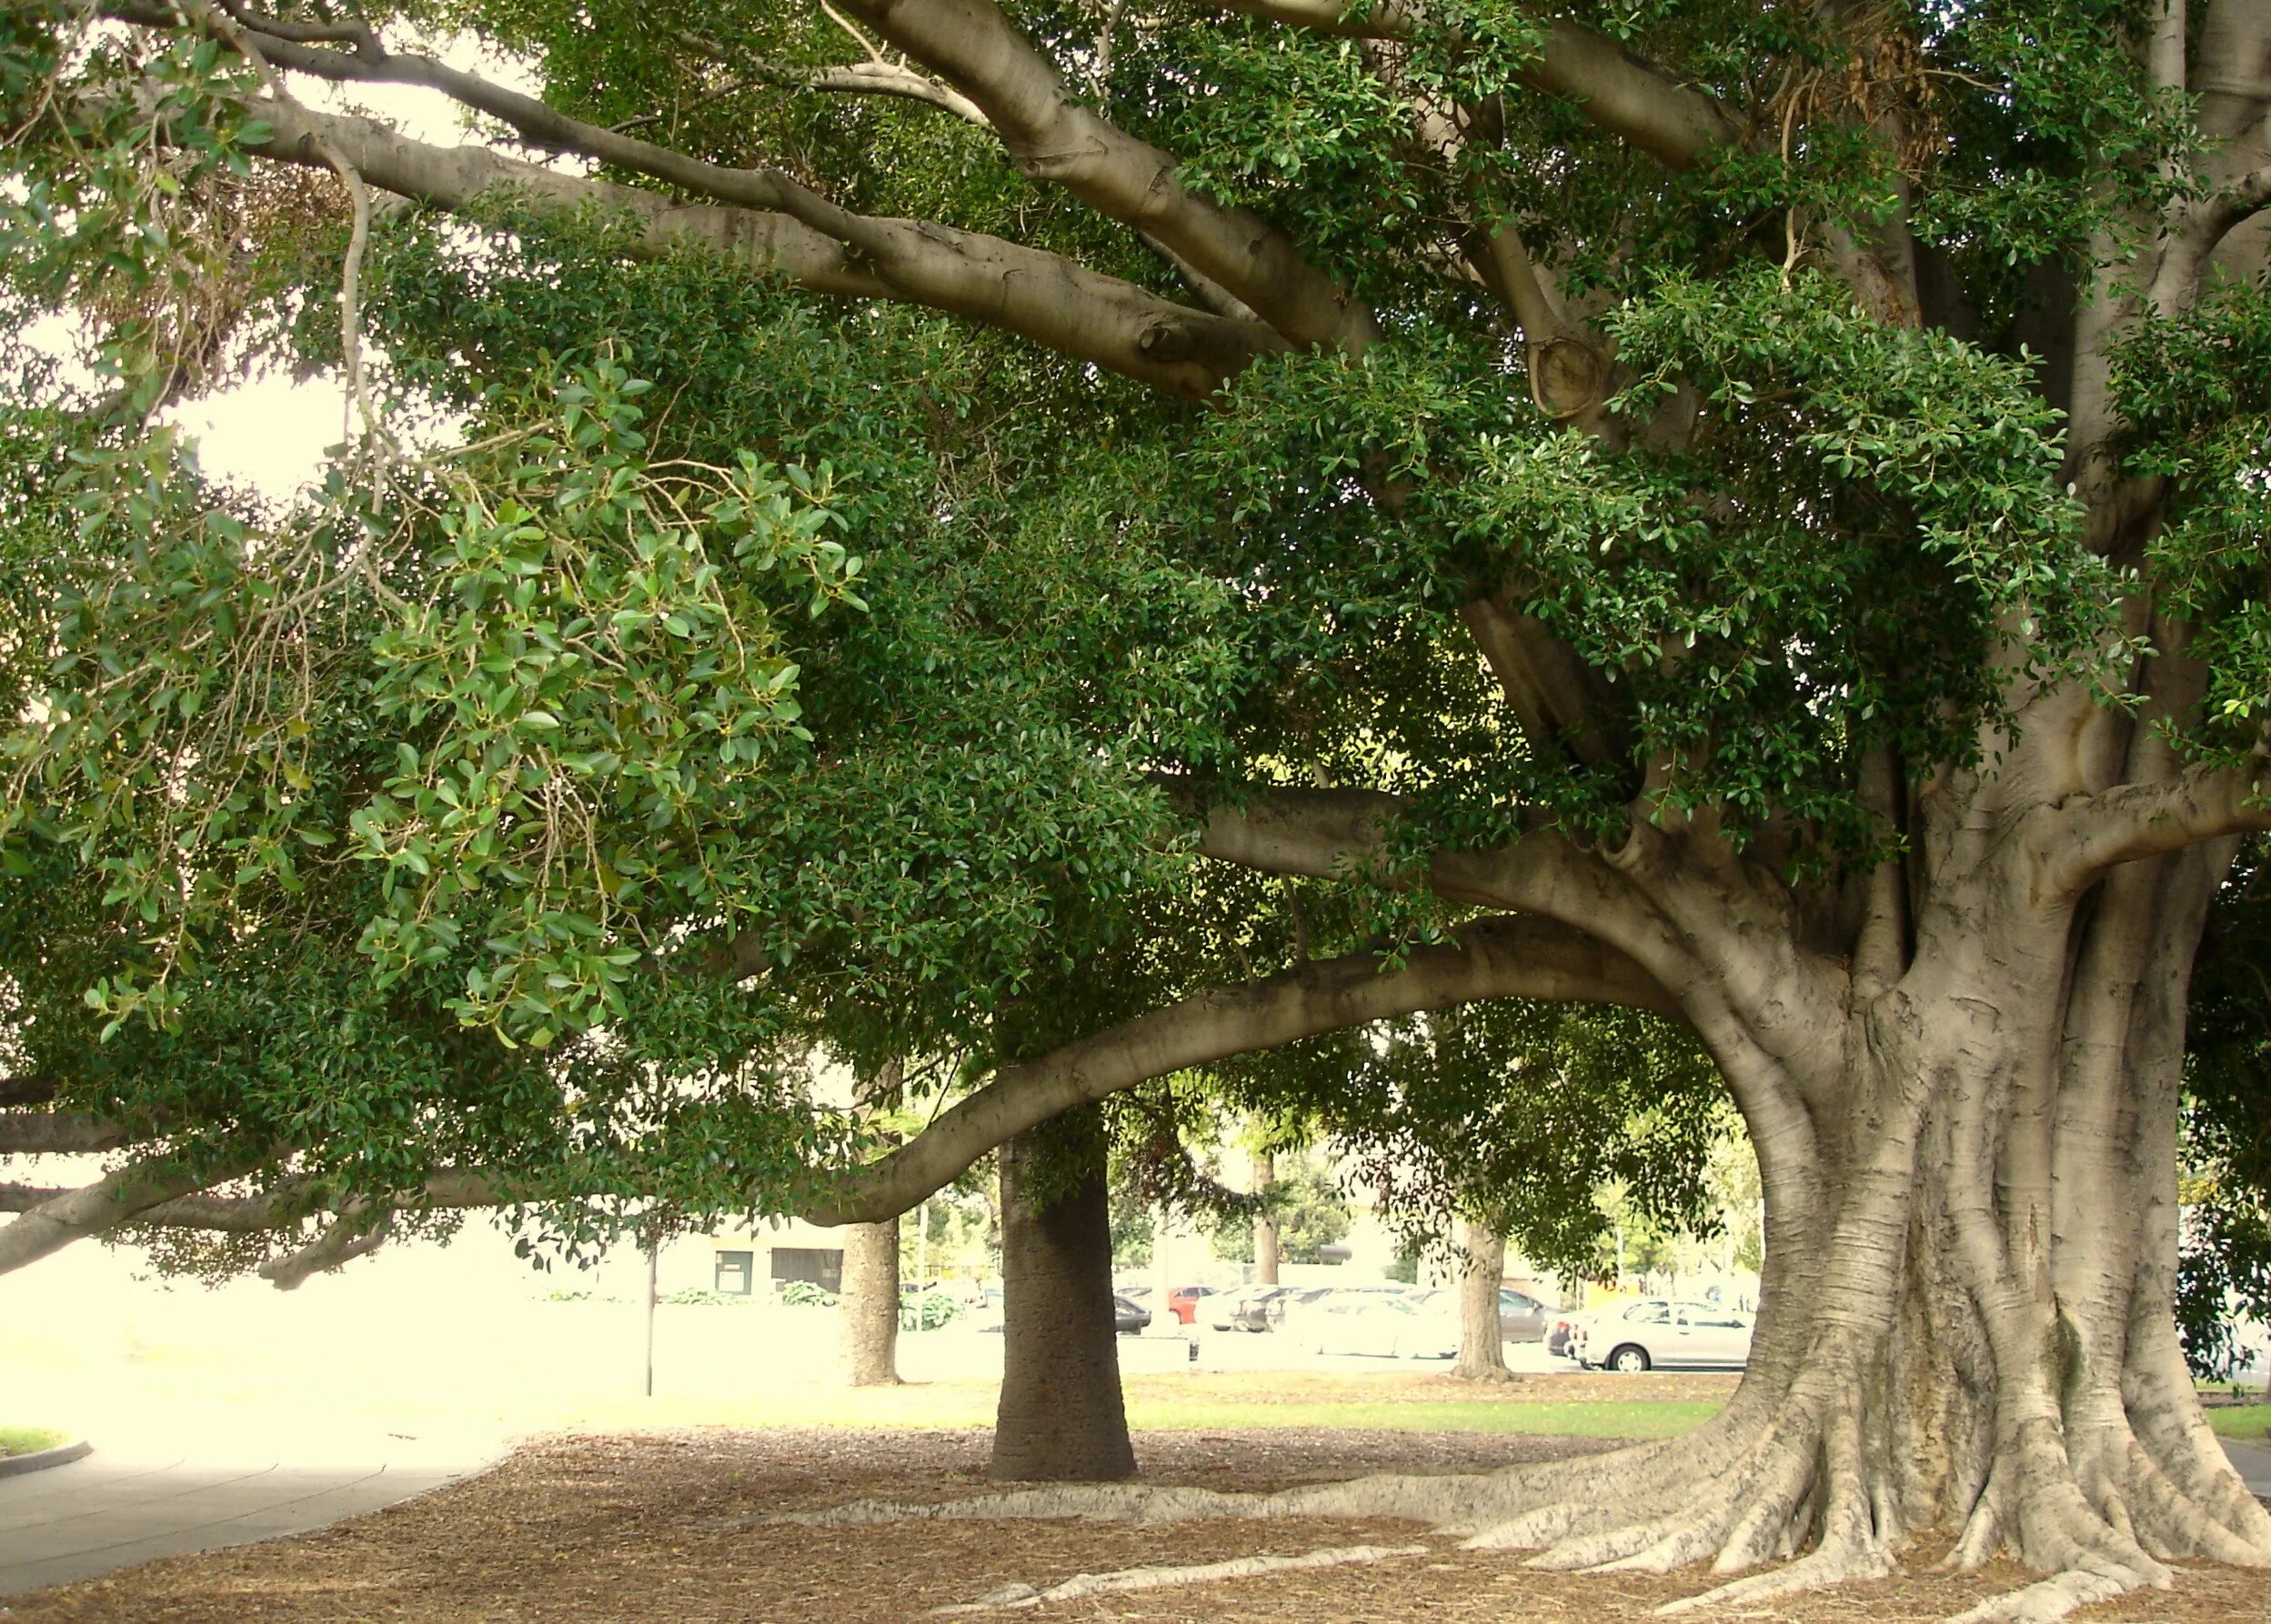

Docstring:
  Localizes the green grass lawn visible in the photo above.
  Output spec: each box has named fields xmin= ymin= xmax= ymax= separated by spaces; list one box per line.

xmin=2205 ymin=1403 xmax=2271 ymax=1441
xmin=1120 ymin=1397 xmax=1721 ymax=1439
xmin=557 ymin=1373 xmax=1728 ymax=1442
xmin=0 ymin=1427 xmax=65 ymax=1458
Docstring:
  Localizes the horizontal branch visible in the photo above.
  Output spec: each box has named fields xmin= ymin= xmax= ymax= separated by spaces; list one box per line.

xmin=0 ymin=1151 xmax=260 ymax=1275
xmin=1181 ymin=783 xmax=1621 ymax=923
xmin=2038 ymin=755 xmax=2271 ymax=893
xmin=235 ymin=99 xmax=1278 ymax=396
xmin=1209 ymin=1 xmax=1741 ymax=168
xmin=808 ymin=912 xmax=1676 ymax=1224
xmin=0 ymin=1109 xmax=132 ymax=1155
xmin=775 ymin=59 xmax=988 ymax=125
xmin=0 ymin=1076 xmax=59 ymax=1110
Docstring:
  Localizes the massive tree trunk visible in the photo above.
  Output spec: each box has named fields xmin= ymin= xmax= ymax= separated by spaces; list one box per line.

xmin=1453 ymin=832 xmax=2271 ymax=1617
xmin=990 ymin=1109 xmax=1137 ymax=1482
xmin=839 ymin=1219 xmax=902 ymax=1388
xmin=1251 ymin=1147 xmax=1280 ymax=1286
xmin=1452 ymin=1218 xmax=1512 ymax=1382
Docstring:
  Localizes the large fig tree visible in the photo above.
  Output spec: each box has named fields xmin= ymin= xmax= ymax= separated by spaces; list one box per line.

xmin=4 ymin=1 xmax=2271 ymax=1616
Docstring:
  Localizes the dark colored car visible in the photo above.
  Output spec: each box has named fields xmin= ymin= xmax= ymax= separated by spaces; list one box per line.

xmin=1113 ymin=1293 xmax=1152 ymax=1335
xmin=1547 ymin=1313 xmax=1580 ymax=1358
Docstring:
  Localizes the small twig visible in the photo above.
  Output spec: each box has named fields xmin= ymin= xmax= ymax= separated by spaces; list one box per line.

xmin=819 ymin=0 xmax=887 ymax=64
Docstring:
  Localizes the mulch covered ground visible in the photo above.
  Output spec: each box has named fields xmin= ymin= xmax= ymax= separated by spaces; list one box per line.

xmin=8 ymin=1426 xmax=2269 ymax=1623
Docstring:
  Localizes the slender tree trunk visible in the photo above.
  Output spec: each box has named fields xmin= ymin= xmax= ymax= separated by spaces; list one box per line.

xmin=840 ymin=1219 xmax=902 ymax=1388
xmin=990 ymin=1108 xmax=1137 ymax=1482
xmin=1251 ymin=1148 xmax=1279 ymax=1285
xmin=1452 ymin=1218 xmax=1512 ymax=1382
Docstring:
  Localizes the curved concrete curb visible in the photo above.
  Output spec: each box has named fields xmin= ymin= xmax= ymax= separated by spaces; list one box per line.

xmin=0 ymin=1440 xmax=91 ymax=1480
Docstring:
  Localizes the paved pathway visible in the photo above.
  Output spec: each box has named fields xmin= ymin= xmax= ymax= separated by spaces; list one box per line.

xmin=2226 ymin=1436 xmax=2271 ymax=1498
xmin=0 ymin=1433 xmax=497 ymax=1599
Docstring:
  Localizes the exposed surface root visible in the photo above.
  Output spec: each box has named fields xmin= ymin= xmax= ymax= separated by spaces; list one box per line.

xmin=772 ymin=1377 xmax=2260 ymax=1622
xmin=778 ymin=1484 xmax=1257 ymax=1527
xmin=773 ymin=1444 xmax=1698 ymax=1536
xmin=1938 ymin=1561 xmax=2162 ymax=1624
xmin=928 ymin=1542 xmax=1430 ymax=1614
xmin=1655 ymin=1539 xmax=1892 ymax=1614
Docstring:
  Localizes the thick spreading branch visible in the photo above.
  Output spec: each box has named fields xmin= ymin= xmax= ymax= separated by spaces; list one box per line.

xmin=808 ymin=913 xmax=1675 ymax=1224
xmin=0 ymin=1167 xmax=506 ymax=1230
xmin=2037 ymin=756 xmax=2271 ymax=894
xmin=0 ymin=1076 xmax=59 ymax=1109
xmin=152 ymin=1 xmax=1364 ymax=358
xmin=830 ymin=0 xmax=1377 ymax=352
xmin=228 ymin=99 xmax=1278 ymax=396
xmin=0 ymin=1152 xmax=258 ymax=1275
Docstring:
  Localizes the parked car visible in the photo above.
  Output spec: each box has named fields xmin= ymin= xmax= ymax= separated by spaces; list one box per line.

xmin=1498 ymin=1288 xmax=1551 ymax=1343
xmin=1263 ymin=1285 xmax=1338 ymax=1336
xmin=1166 ymin=1284 xmax=1218 ymax=1325
xmin=1208 ymin=1285 xmax=1280 ymax=1331
xmin=1278 ymin=1284 xmax=1408 ymax=1342
xmin=1311 ymin=1292 xmax=1458 ymax=1359
xmin=1227 ymin=1286 xmax=1293 ymax=1332
xmin=1547 ymin=1309 xmax=1590 ymax=1358
xmin=1113 ymin=1293 xmax=1152 ymax=1336
xmin=1575 ymin=1298 xmax=1752 ymax=1371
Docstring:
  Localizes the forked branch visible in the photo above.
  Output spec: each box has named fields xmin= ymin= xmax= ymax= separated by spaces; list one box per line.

xmin=829 ymin=0 xmax=1377 ymax=352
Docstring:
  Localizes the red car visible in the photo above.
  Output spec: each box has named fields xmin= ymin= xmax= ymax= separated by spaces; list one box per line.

xmin=1166 ymin=1285 xmax=1218 ymax=1325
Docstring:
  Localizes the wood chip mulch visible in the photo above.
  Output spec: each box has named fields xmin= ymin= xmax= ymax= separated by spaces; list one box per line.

xmin=5 ymin=1429 xmax=2267 ymax=1623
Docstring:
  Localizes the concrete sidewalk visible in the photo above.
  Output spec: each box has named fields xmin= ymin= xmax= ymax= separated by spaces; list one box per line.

xmin=0 ymin=1435 xmax=497 ymax=1598
xmin=2226 ymin=1436 xmax=2271 ymax=1498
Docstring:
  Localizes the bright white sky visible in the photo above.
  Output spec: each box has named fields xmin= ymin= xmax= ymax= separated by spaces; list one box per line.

xmin=171 ymin=39 xmax=554 ymax=501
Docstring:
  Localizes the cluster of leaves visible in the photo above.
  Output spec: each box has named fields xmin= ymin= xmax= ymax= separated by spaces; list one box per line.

xmin=1181 ymin=267 xmax=2107 ymax=859
xmin=2118 ymin=278 xmax=2271 ymax=750
xmin=0 ymin=360 xmax=863 ymax=1045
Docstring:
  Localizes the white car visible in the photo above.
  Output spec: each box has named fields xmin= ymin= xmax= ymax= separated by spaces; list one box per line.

xmin=1575 ymin=1298 xmax=1753 ymax=1372
xmin=1310 ymin=1291 xmax=1456 ymax=1359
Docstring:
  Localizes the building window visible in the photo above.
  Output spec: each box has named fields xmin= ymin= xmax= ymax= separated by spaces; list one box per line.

xmin=769 ymin=1246 xmax=844 ymax=1295
xmin=715 ymin=1249 xmax=754 ymax=1296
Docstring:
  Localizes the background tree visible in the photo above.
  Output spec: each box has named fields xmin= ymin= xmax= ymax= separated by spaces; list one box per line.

xmin=2179 ymin=835 xmax=2271 ymax=1390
